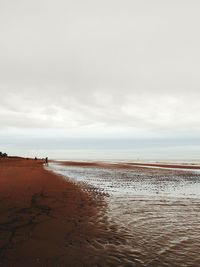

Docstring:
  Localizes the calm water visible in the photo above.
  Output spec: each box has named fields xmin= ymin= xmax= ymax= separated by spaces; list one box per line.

xmin=48 ymin=162 xmax=200 ymax=267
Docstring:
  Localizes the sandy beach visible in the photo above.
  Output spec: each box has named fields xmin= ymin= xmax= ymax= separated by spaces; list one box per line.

xmin=0 ymin=158 xmax=114 ymax=266
xmin=1 ymin=158 xmax=200 ymax=267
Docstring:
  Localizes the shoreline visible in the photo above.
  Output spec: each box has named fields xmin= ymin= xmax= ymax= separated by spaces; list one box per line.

xmin=2 ymin=158 xmax=200 ymax=266
xmin=0 ymin=158 xmax=110 ymax=266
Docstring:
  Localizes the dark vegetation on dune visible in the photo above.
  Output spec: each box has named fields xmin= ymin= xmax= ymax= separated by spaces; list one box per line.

xmin=0 ymin=152 xmax=8 ymax=158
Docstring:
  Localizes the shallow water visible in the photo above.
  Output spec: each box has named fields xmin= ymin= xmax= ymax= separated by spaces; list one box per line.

xmin=48 ymin=162 xmax=200 ymax=267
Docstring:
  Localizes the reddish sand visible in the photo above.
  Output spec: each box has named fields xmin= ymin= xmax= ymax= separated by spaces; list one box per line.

xmin=0 ymin=158 xmax=109 ymax=266
xmin=1 ymin=159 xmax=198 ymax=266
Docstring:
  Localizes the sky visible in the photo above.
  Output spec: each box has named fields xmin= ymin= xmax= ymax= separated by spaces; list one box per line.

xmin=0 ymin=0 xmax=200 ymax=159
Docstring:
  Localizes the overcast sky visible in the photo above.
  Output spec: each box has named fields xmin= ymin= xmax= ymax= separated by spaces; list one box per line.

xmin=1 ymin=0 xmax=200 ymax=159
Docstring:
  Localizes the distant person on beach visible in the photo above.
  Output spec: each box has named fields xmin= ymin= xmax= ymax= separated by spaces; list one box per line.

xmin=45 ymin=157 xmax=48 ymax=164
xmin=35 ymin=157 xmax=37 ymax=160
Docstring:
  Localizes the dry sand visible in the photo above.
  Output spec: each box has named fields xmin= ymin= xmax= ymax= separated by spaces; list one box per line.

xmin=0 ymin=158 xmax=112 ymax=267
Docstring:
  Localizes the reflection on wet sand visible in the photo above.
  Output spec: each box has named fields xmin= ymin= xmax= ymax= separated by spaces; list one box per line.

xmin=49 ymin=162 xmax=200 ymax=267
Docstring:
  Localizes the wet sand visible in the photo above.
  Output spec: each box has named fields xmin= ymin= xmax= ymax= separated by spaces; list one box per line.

xmin=0 ymin=158 xmax=116 ymax=266
xmin=2 ymin=158 xmax=200 ymax=267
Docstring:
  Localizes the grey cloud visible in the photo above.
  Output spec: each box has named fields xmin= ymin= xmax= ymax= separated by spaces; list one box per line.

xmin=0 ymin=0 xmax=200 ymax=157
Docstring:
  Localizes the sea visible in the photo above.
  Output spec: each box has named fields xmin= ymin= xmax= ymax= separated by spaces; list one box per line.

xmin=47 ymin=159 xmax=200 ymax=267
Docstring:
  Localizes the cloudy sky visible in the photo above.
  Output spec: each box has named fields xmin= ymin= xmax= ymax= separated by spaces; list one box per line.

xmin=1 ymin=0 xmax=200 ymax=159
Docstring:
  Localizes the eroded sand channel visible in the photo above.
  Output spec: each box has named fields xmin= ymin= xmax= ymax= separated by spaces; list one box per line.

xmin=48 ymin=162 xmax=200 ymax=267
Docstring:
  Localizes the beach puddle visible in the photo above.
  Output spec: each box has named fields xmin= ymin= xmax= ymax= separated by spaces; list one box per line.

xmin=47 ymin=162 xmax=200 ymax=267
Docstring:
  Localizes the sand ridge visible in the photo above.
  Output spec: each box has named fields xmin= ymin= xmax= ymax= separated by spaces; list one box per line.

xmin=61 ymin=160 xmax=200 ymax=170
